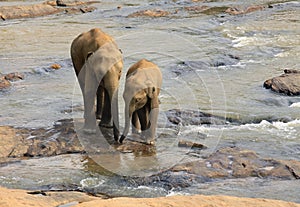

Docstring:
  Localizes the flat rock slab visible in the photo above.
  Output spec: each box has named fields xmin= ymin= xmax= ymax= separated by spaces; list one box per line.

xmin=0 ymin=1 xmax=98 ymax=20
xmin=264 ymin=69 xmax=300 ymax=96
xmin=1 ymin=187 xmax=300 ymax=207
xmin=172 ymin=147 xmax=300 ymax=180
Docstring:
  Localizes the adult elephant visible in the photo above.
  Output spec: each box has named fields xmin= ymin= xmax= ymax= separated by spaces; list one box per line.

xmin=71 ymin=28 xmax=123 ymax=141
xmin=119 ymin=59 xmax=162 ymax=145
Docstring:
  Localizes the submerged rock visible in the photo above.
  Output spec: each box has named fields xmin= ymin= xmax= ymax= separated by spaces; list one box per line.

xmin=225 ymin=5 xmax=266 ymax=15
xmin=264 ymin=69 xmax=300 ymax=96
xmin=127 ymin=9 xmax=170 ymax=18
xmin=166 ymin=109 xmax=239 ymax=126
xmin=178 ymin=140 xmax=207 ymax=149
xmin=0 ymin=76 xmax=11 ymax=90
xmin=0 ymin=72 xmax=24 ymax=90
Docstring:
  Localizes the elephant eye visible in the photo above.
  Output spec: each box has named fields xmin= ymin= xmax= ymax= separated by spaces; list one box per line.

xmin=135 ymin=98 xmax=142 ymax=103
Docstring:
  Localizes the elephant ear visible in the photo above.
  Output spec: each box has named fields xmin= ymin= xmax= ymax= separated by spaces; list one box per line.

xmin=86 ymin=51 xmax=94 ymax=61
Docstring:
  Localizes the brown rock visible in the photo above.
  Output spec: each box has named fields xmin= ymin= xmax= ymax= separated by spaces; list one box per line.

xmin=0 ymin=3 xmax=59 ymax=20
xmin=226 ymin=5 xmax=265 ymax=15
xmin=0 ymin=1 xmax=99 ymax=20
xmin=4 ymin=72 xmax=24 ymax=81
xmin=264 ymin=70 xmax=300 ymax=95
xmin=128 ymin=9 xmax=169 ymax=18
xmin=184 ymin=6 xmax=210 ymax=12
xmin=0 ymin=187 xmax=97 ymax=207
xmin=0 ymin=76 xmax=11 ymax=90
xmin=178 ymin=140 xmax=207 ymax=149
xmin=1 ymin=187 xmax=300 ymax=207
xmin=0 ymin=119 xmax=84 ymax=160
xmin=50 ymin=64 xmax=61 ymax=70
xmin=172 ymin=147 xmax=300 ymax=180
xmin=80 ymin=6 xmax=96 ymax=13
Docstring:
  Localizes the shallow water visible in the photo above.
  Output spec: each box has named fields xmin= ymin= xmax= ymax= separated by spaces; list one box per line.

xmin=0 ymin=0 xmax=300 ymax=203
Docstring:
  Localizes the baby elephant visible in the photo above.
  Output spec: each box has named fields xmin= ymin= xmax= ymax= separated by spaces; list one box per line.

xmin=120 ymin=59 xmax=162 ymax=145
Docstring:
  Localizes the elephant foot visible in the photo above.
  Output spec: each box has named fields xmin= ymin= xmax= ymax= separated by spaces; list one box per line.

xmin=119 ymin=135 xmax=126 ymax=144
xmin=145 ymin=139 xmax=155 ymax=145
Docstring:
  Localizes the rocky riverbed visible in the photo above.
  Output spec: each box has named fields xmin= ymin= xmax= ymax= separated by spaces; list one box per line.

xmin=1 ymin=0 xmax=300 ymax=206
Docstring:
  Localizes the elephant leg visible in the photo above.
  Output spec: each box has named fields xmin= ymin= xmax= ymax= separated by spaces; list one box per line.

xmin=137 ymin=104 xmax=150 ymax=131
xmin=143 ymin=97 xmax=159 ymax=145
xmin=76 ymin=63 xmax=99 ymax=133
xmin=99 ymin=88 xmax=112 ymax=128
xmin=96 ymin=85 xmax=104 ymax=120
xmin=131 ymin=111 xmax=140 ymax=134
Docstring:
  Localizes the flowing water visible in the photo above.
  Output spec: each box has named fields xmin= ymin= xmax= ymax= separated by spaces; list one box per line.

xmin=0 ymin=0 xmax=300 ymax=203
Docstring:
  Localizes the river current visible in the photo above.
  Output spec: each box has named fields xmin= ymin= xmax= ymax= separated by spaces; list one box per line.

xmin=0 ymin=0 xmax=300 ymax=203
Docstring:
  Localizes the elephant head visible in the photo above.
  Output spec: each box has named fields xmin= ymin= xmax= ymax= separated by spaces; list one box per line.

xmin=71 ymin=28 xmax=123 ymax=141
xmin=119 ymin=59 xmax=162 ymax=144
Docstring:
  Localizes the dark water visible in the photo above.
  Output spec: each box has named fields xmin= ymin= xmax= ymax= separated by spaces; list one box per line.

xmin=0 ymin=0 xmax=300 ymax=203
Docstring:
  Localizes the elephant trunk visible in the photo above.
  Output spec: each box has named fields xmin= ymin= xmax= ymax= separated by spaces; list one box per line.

xmin=107 ymin=86 xmax=120 ymax=141
xmin=119 ymin=102 xmax=132 ymax=144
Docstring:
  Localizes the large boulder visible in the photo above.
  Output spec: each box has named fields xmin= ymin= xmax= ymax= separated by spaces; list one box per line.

xmin=127 ymin=9 xmax=170 ymax=18
xmin=264 ymin=69 xmax=300 ymax=95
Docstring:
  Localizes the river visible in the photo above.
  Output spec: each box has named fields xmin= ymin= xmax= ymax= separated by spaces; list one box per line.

xmin=0 ymin=0 xmax=300 ymax=203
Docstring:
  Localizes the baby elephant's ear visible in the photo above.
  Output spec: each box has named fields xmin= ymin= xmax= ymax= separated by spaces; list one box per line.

xmin=146 ymin=87 xmax=156 ymax=99
xmin=86 ymin=52 xmax=94 ymax=61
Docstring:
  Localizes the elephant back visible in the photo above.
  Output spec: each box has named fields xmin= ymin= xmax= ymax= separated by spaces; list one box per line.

xmin=126 ymin=59 xmax=158 ymax=78
xmin=71 ymin=28 xmax=116 ymax=74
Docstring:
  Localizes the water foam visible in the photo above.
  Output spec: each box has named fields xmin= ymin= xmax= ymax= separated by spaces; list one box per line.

xmin=290 ymin=102 xmax=300 ymax=108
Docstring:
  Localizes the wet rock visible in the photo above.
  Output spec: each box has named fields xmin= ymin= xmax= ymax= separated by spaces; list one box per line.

xmin=127 ymin=9 xmax=170 ymax=18
xmin=178 ymin=140 xmax=207 ymax=149
xmin=264 ymin=70 xmax=300 ymax=96
xmin=185 ymin=6 xmax=229 ymax=15
xmin=50 ymin=64 xmax=61 ymax=70
xmin=0 ymin=119 xmax=84 ymax=160
xmin=56 ymin=0 xmax=99 ymax=7
xmin=212 ymin=54 xmax=240 ymax=67
xmin=4 ymin=72 xmax=24 ymax=81
xmin=116 ymin=139 xmax=156 ymax=156
xmin=225 ymin=5 xmax=265 ymax=15
xmin=166 ymin=109 xmax=239 ymax=126
xmin=0 ymin=1 xmax=99 ymax=20
xmin=0 ymin=72 xmax=24 ymax=90
xmin=79 ymin=6 xmax=96 ymax=13
xmin=172 ymin=147 xmax=300 ymax=180
xmin=0 ymin=3 xmax=59 ymax=20
xmin=128 ymin=147 xmax=300 ymax=191
xmin=0 ymin=76 xmax=11 ymax=90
